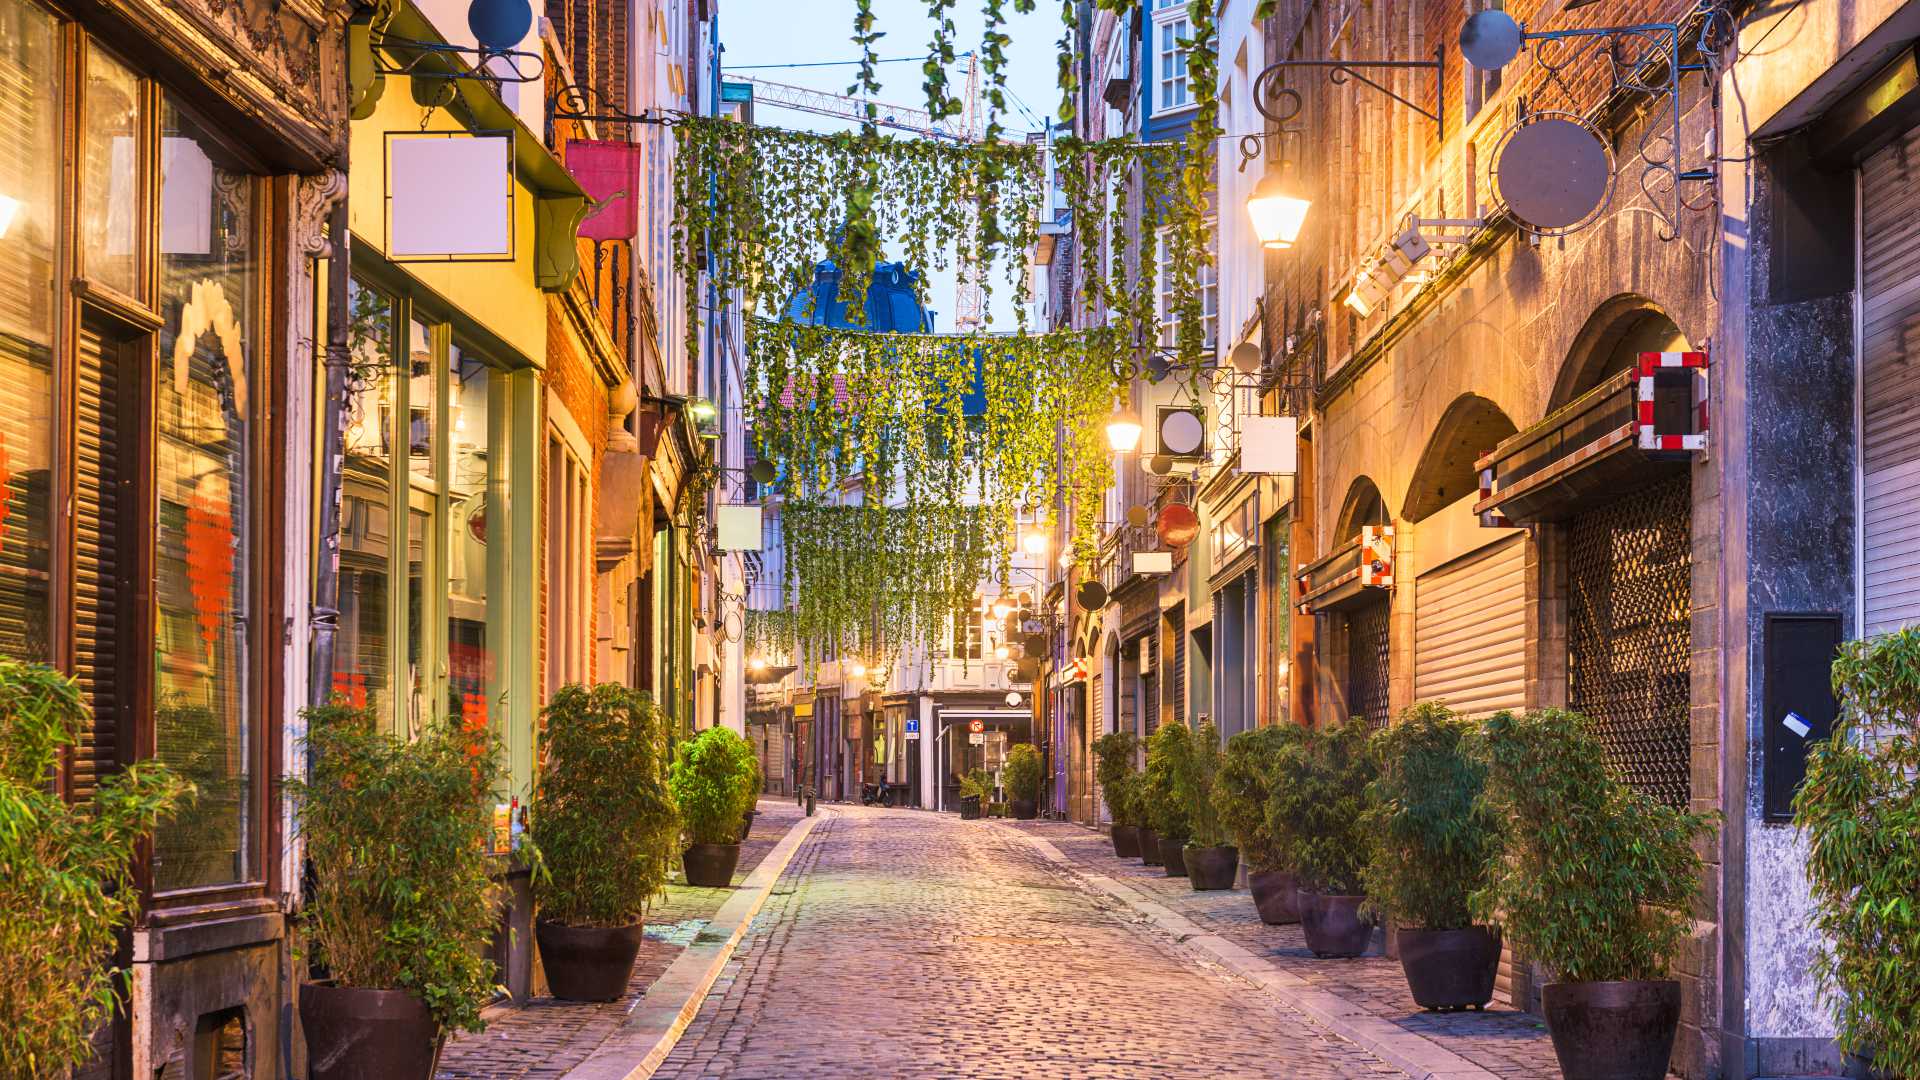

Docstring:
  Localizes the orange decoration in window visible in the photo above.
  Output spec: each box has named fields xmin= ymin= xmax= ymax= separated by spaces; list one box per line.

xmin=186 ymin=484 xmax=235 ymax=655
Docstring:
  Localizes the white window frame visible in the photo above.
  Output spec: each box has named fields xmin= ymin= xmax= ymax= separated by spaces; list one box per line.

xmin=546 ymin=399 xmax=594 ymax=695
xmin=1157 ymin=218 xmax=1219 ymax=354
xmin=1154 ymin=5 xmax=1194 ymax=114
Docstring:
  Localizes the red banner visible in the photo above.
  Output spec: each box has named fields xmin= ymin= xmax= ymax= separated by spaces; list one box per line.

xmin=565 ymin=139 xmax=642 ymax=241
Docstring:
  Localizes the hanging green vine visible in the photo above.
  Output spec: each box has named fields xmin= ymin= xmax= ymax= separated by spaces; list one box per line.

xmin=922 ymin=0 xmax=963 ymax=124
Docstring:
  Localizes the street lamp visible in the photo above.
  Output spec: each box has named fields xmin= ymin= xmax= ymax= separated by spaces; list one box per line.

xmin=748 ymin=656 xmax=767 ymax=673
xmin=1246 ymin=171 xmax=1312 ymax=250
xmin=1105 ymin=406 xmax=1144 ymax=454
xmin=990 ymin=598 xmax=1013 ymax=620
xmin=849 ymin=660 xmax=867 ymax=679
xmin=1021 ymin=530 xmax=1049 ymax=556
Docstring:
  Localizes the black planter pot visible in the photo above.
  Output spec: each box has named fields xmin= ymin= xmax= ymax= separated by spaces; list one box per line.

xmin=1299 ymin=891 xmax=1373 ymax=958
xmin=1396 ymin=926 xmax=1502 ymax=1011
xmin=1111 ymin=824 xmax=1141 ymax=859
xmin=1138 ymin=827 xmax=1162 ymax=866
xmin=1010 ymin=797 xmax=1039 ymax=820
xmin=1159 ymin=835 xmax=1190 ymax=877
xmin=683 ymin=842 xmax=742 ymax=888
xmin=959 ymin=795 xmax=981 ymax=820
xmin=1248 ymin=870 xmax=1302 ymax=925
xmin=1541 ymin=979 xmax=1682 ymax=1080
xmin=536 ymin=921 xmax=644 ymax=1002
xmin=300 ymin=982 xmax=440 ymax=1080
xmin=736 ymin=809 xmax=757 ymax=842
xmin=1183 ymin=844 xmax=1239 ymax=890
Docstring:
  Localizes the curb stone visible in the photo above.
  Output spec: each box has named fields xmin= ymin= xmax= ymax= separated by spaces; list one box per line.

xmin=560 ymin=807 xmax=829 ymax=1080
xmin=1000 ymin=824 xmax=1500 ymax=1080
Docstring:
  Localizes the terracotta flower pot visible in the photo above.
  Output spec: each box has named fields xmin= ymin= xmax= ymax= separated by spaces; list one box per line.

xmin=683 ymin=842 xmax=742 ymax=888
xmin=300 ymin=982 xmax=440 ymax=1080
xmin=1010 ymin=797 xmax=1039 ymax=819
xmin=1138 ymin=827 xmax=1162 ymax=866
xmin=1298 ymin=891 xmax=1372 ymax=958
xmin=1111 ymin=824 xmax=1141 ymax=859
xmin=1396 ymin=926 xmax=1502 ymax=1011
xmin=535 ymin=921 xmax=644 ymax=1002
xmin=1183 ymin=844 xmax=1239 ymax=890
xmin=1541 ymin=979 xmax=1681 ymax=1080
xmin=1159 ymin=834 xmax=1189 ymax=877
xmin=1248 ymin=869 xmax=1301 ymax=924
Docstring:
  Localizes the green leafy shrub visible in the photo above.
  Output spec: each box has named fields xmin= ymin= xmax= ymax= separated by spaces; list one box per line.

xmin=1360 ymin=703 xmax=1500 ymax=929
xmin=1143 ymin=719 xmax=1194 ymax=841
xmin=1092 ymin=730 xmax=1140 ymax=827
xmin=958 ymin=767 xmax=994 ymax=801
xmin=1266 ymin=718 xmax=1376 ymax=894
xmin=1176 ymin=720 xmax=1228 ymax=847
xmin=291 ymin=701 xmax=505 ymax=1034
xmin=1004 ymin=743 xmax=1044 ymax=801
xmin=0 ymin=662 xmax=188 ymax=1077
xmin=1215 ymin=724 xmax=1304 ymax=872
xmin=1796 ymin=629 xmax=1920 ymax=1075
xmin=1472 ymin=708 xmax=1715 ymax=984
xmin=531 ymin=684 xmax=679 ymax=928
xmin=669 ymin=726 xmax=760 ymax=845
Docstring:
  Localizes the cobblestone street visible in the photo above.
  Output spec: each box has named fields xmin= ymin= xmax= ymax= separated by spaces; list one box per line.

xmin=654 ymin=807 xmax=1404 ymax=1079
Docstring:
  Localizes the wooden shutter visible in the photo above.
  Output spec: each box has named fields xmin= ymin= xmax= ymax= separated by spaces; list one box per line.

xmin=1168 ymin=607 xmax=1185 ymax=726
xmin=1414 ymin=535 xmax=1527 ymax=716
xmin=1861 ymin=125 xmax=1920 ymax=634
xmin=70 ymin=319 xmax=128 ymax=803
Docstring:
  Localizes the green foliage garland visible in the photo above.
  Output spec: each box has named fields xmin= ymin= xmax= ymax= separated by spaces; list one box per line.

xmin=1472 ymin=709 xmax=1715 ymax=984
xmin=1797 ymin=629 xmax=1920 ymax=1075
xmin=922 ymin=0 xmax=964 ymax=124
xmin=1359 ymin=703 xmax=1501 ymax=930
xmin=531 ymin=684 xmax=679 ymax=927
xmin=291 ymin=702 xmax=504 ymax=1034
xmin=0 ymin=663 xmax=187 ymax=1077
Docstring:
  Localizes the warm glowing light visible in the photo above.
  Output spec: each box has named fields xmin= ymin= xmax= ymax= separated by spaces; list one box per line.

xmin=993 ymin=644 xmax=1011 ymax=660
xmin=687 ymin=396 xmax=717 ymax=422
xmin=0 ymin=195 xmax=21 ymax=239
xmin=1104 ymin=406 xmax=1144 ymax=454
xmin=849 ymin=661 xmax=867 ymax=678
xmin=1246 ymin=172 xmax=1312 ymax=250
xmin=748 ymin=656 xmax=767 ymax=672
xmin=1021 ymin=531 xmax=1049 ymax=555
xmin=990 ymin=599 xmax=1013 ymax=620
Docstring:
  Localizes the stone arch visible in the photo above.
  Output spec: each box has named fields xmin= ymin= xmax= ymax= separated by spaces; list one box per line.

xmin=1548 ymin=295 xmax=1692 ymax=413
xmin=1334 ymin=476 xmax=1390 ymax=541
xmin=1401 ymin=394 xmax=1521 ymax=522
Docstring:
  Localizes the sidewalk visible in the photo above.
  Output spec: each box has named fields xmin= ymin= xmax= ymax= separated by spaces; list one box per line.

xmin=1000 ymin=819 xmax=1563 ymax=1080
xmin=437 ymin=798 xmax=812 ymax=1080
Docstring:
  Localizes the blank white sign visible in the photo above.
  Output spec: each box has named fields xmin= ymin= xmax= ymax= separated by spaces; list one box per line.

xmin=1134 ymin=550 xmax=1173 ymax=575
xmin=389 ymin=134 xmax=512 ymax=257
xmin=717 ymin=504 xmax=764 ymax=551
xmin=1241 ymin=414 xmax=1298 ymax=474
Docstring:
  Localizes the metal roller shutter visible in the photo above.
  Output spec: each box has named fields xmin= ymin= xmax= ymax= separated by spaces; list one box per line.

xmin=1861 ymin=124 xmax=1920 ymax=634
xmin=1414 ymin=535 xmax=1526 ymax=717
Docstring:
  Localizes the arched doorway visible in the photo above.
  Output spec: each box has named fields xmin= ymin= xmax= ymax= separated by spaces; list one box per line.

xmin=1557 ymin=305 xmax=1695 ymax=811
xmin=1329 ymin=478 xmax=1392 ymax=729
xmin=1404 ymin=396 xmax=1526 ymax=718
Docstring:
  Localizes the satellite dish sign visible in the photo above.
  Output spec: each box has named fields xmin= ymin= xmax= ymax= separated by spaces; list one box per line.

xmin=1493 ymin=114 xmax=1615 ymax=236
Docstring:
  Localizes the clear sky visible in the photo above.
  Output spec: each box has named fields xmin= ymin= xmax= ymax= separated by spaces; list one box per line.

xmin=716 ymin=0 xmax=1066 ymax=330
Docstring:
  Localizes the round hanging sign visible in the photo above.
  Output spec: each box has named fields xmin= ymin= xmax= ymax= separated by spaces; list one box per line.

xmin=1160 ymin=409 xmax=1205 ymax=456
xmin=1157 ymin=503 xmax=1200 ymax=548
xmin=1494 ymin=114 xmax=1615 ymax=236
xmin=1076 ymin=580 xmax=1109 ymax=610
xmin=1126 ymin=504 xmax=1150 ymax=527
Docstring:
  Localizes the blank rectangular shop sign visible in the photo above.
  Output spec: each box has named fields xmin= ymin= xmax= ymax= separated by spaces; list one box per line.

xmin=1134 ymin=550 xmax=1174 ymax=575
xmin=386 ymin=131 xmax=515 ymax=260
xmin=717 ymin=504 xmax=764 ymax=551
xmin=1240 ymin=415 xmax=1297 ymax=475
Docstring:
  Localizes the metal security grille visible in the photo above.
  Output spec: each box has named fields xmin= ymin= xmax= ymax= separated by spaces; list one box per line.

xmin=1568 ymin=473 xmax=1693 ymax=809
xmin=1347 ymin=598 xmax=1392 ymax=729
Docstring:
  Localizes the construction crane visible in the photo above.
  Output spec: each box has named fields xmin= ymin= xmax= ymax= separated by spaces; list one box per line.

xmin=729 ymin=56 xmax=989 ymax=332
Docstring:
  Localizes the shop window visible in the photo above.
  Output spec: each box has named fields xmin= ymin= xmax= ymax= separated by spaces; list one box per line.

xmin=447 ymin=344 xmax=496 ymax=740
xmin=0 ymin=0 xmax=58 ymax=663
xmin=338 ymin=280 xmax=395 ymax=713
xmin=81 ymin=46 xmax=141 ymax=300
xmin=546 ymin=433 xmax=590 ymax=693
xmin=152 ymin=96 xmax=260 ymax=892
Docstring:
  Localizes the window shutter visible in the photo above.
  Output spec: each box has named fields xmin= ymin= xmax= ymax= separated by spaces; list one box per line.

xmin=1861 ymin=125 xmax=1920 ymax=634
xmin=71 ymin=320 xmax=126 ymax=802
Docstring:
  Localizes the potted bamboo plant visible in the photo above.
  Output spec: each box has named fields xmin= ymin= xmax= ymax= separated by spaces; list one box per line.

xmin=1268 ymin=718 xmax=1377 ymax=957
xmin=1092 ymin=730 xmax=1142 ymax=857
xmin=0 ymin=663 xmax=187 ymax=1079
xmin=1143 ymin=719 xmax=1194 ymax=877
xmin=1474 ymin=709 xmax=1715 ymax=1080
xmin=671 ymin=726 xmax=761 ymax=887
xmin=530 ymin=684 xmax=679 ymax=1001
xmin=1004 ymin=742 xmax=1045 ymax=819
xmin=1796 ymin=629 xmax=1920 ymax=1079
xmin=1179 ymin=720 xmax=1238 ymax=890
xmin=1216 ymin=724 xmax=1305 ymax=923
xmin=1362 ymin=703 xmax=1504 ymax=1010
xmin=293 ymin=702 xmax=504 ymax=1079
xmin=957 ymin=768 xmax=991 ymax=819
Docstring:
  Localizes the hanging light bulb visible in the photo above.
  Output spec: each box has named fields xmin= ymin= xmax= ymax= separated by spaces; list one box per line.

xmin=1246 ymin=170 xmax=1312 ymax=250
xmin=1021 ymin=531 xmax=1049 ymax=556
xmin=990 ymin=598 xmax=1013 ymax=620
xmin=1105 ymin=405 xmax=1144 ymax=453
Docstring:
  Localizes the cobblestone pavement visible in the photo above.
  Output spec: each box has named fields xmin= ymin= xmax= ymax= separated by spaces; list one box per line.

xmin=1003 ymin=819 xmax=1562 ymax=1080
xmin=437 ymin=798 xmax=808 ymax=1080
xmin=654 ymin=806 xmax=1404 ymax=1080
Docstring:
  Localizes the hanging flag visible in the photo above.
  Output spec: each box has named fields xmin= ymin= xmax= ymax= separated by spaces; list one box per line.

xmin=565 ymin=139 xmax=642 ymax=241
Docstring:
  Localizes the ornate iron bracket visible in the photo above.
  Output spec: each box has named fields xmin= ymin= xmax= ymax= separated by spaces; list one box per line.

xmin=1238 ymin=45 xmax=1444 ymax=170
xmin=370 ymin=33 xmax=544 ymax=84
xmin=551 ymin=81 xmax=685 ymax=127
